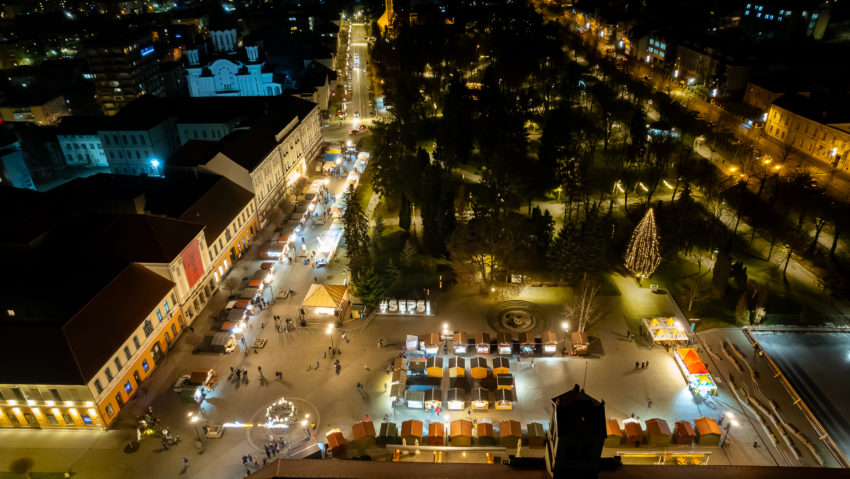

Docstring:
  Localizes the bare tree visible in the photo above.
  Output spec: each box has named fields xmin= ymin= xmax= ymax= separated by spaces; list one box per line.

xmin=682 ymin=274 xmax=707 ymax=314
xmin=566 ymin=273 xmax=601 ymax=333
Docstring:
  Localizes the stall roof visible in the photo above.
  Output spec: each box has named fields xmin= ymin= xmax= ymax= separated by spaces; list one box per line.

xmin=426 ymin=332 xmax=440 ymax=345
xmin=301 ymin=284 xmax=348 ymax=308
xmin=677 ymin=348 xmax=710 ymax=375
xmin=476 ymin=332 xmax=490 ymax=344
xmin=226 ymin=309 xmax=245 ymax=322
xmin=379 ymin=422 xmax=398 ymax=437
xmin=571 ymin=331 xmax=588 ymax=344
xmin=401 ymin=419 xmax=423 ymax=437
xmin=424 ymin=388 xmax=442 ymax=402
xmin=389 ymin=383 xmax=405 ymax=398
xmin=674 ymin=421 xmax=696 ymax=439
xmin=428 ymin=422 xmax=444 ymax=438
xmin=497 ymin=332 xmax=512 ymax=344
xmin=606 ymin=419 xmax=622 ymax=438
xmin=499 ymin=420 xmax=522 ymax=438
xmin=477 ymin=422 xmax=494 ymax=437
xmin=470 ymin=357 xmax=488 ymax=369
xmin=453 ymin=331 xmax=468 ymax=344
xmin=406 ymin=390 xmax=425 ymax=403
xmin=495 ymin=388 xmax=513 ymax=403
xmin=623 ymin=421 xmax=642 ymax=440
xmin=527 ymin=422 xmax=545 ymax=438
xmin=327 ymin=431 xmax=345 ymax=448
xmin=541 ymin=331 xmax=557 ymax=343
xmin=492 ymin=357 xmax=510 ymax=369
xmin=426 ymin=356 xmax=444 ymax=368
xmin=352 ymin=421 xmax=376 ymax=440
xmin=446 ymin=388 xmax=464 ymax=402
xmin=518 ymin=332 xmax=533 ymax=344
xmin=323 ymin=153 xmax=342 ymax=162
xmin=645 ymin=418 xmax=671 ymax=437
xmin=449 ymin=357 xmax=465 ymax=369
xmin=450 ymin=420 xmax=473 ymax=438
xmin=470 ymin=388 xmax=488 ymax=402
xmin=694 ymin=417 xmax=722 ymax=436
xmin=391 ymin=369 xmax=407 ymax=383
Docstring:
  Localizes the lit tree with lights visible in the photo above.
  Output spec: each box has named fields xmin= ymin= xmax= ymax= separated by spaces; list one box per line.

xmin=624 ymin=208 xmax=662 ymax=281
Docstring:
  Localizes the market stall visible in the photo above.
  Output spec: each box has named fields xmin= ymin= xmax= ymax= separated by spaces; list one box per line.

xmin=405 ymin=334 xmax=419 ymax=350
xmin=542 ymin=331 xmax=558 ymax=355
xmin=605 ymin=419 xmax=623 ymax=447
xmin=499 ymin=420 xmax=522 ymax=448
xmin=674 ymin=348 xmax=717 ymax=396
xmin=239 ymin=287 xmax=260 ymax=301
xmin=426 ymin=356 xmax=444 ymax=377
xmin=642 ymin=317 xmax=689 ymax=346
xmin=301 ymin=284 xmax=349 ymax=318
xmin=446 ymin=388 xmax=465 ymax=410
xmin=316 ymin=222 xmax=344 ymax=263
xmin=476 ymin=332 xmax=491 ymax=354
xmin=623 ymin=420 xmax=643 ymax=447
xmin=571 ymin=331 xmax=589 ymax=355
xmin=319 ymin=153 xmax=341 ymax=174
xmin=408 ymin=358 xmax=426 ymax=375
xmin=424 ymin=388 xmax=442 ymax=411
xmin=428 ymin=422 xmax=445 ymax=446
xmin=470 ymin=357 xmax=488 ymax=379
xmin=389 ymin=383 xmax=405 ymax=401
xmin=496 ymin=374 xmax=514 ymax=390
xmin=492 ymin=357 xmax=510 ymax=376
xmin=401 ymin=419 xmax=423 ymax=445
xmin=495 ymin=388 xmax=513 ymax=410
xmin=378 ymin=422 xmax=400 ymax=445
xmin=259 ymin=262 xmax=276 ymax=273
xmin=448 ymin=356 xmax=465 ymax=378
xmin=450 ymin=420 xmax=473 ymax=446
xmin=405 ymin=390 xmax=425 ymax=409
xmin=326 ymin=430 xmax=346 ymax=457
xmin=673 ymin=420 xmax=696 ymax=445
xmin=519 ymin=332 xmax=535 ymax=355
xmin=527 ymin=422 xmax=545 ymax=448
xmin=424 ymin=333 xmax=441 ymax=356
xmin=497 ymin=332 xmax=513 ymax=355
xmin=352 ymin=420 xmax=376 ymax=451
xmin=470 ymin=388 xmax=489 ymax=410
xmin=477 ymin=421 xmax=495 ymax=445
xmin=260 ymin=240 xmax=285 ymax=260
xmin=645 ymin=418 xmax=672 ymax=446
xmin=453 ymin=331 xmax=469 ymax=354
xmin=694 ymin=417 xmax=722 ymax=446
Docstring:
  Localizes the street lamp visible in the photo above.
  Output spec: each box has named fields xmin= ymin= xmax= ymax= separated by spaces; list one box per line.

xmin=326 ymin=323 xmax=336 ymax=353
xmin=555 ymin=186 xmax=562 ymax=201
xmin=188 ymin=413 xmax=203 ymax=448
xmin=562 ymin=321 xmax=569 ymax=355
xmin=783 ymin=244 xmax=792 ymax=282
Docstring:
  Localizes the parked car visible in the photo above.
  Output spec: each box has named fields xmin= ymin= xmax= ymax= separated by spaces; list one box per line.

xmin=172 ymin=374 xmax=192 ymax=392
xmin=348 ymin=129 xmax=360 ymax=135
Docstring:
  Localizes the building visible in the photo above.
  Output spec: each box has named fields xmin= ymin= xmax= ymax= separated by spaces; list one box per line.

xmin=184 ymin=26 xmax=281 ymax=98
xmin=0 ymin=94 xmax=69 ymax=126
xmin=764 ymin=92 xmax=850 ymax=170
xmin=545 ymin=384 xmax=606 ymax=478
xmin=289 ymin=60 xmax=337 ymax=112
xmin=56 ymin=116 xmax=112 ymax=168
xmin=84 ymin=32 xmax=164 ymax=115
xmin=741 ymin=1 xmax=831 ymax=40
xmin=0 ymin=132 xmax=35 ymax=190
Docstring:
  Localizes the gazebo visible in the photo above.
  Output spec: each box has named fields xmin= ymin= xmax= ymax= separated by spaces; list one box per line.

xmin=378 ymin=422 xmax=400 ymax=445
xmin=426 ymin=356 xmax=444 ymax=377
xmin=477 ymin=421 xmax=495 ymax=445
xmin=492 ymin=357 xmax=510 ymax=376
xmin=448 ymin=357 xmax=465 ymax=377
xmin=428 ymin=422 xmax=445 ymax=446
xmin=623 ymin=421 xmax=643 ymax=447
xmin=499 ymin=420 xmax=522 ymax=448
xmin=470 ymin=388 xmax=489 ymax=410
xmin=645 ymin=418 xmax=672 ymax=446
xmin=301 ymin=284 xmax=349 ymax=319
xmin=401 ymin=419 xmax=423 ymax=444
xmin=605 ymin=419 xmax=623 ymax=447
xmin=453 ymin=331 xmax=469 ymax=354
xmin=470 ymin=357 xmax=488 ymax=379
xmin=450 ymin=419 xmax=473 ymax=446
xmin=326 ymin=431 xmax=346 ymax=457
xmin=527 ymin=422 xmax=545 ymax=448
xmin=694 ymin=417 xmax=722 ymax=445
xmin=352 ymin=421 xmax=376 ymax=450
xmin=673 ymin=420 xmax=696 ymax=445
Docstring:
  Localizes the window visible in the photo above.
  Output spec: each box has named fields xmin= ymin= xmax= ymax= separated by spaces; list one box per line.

xmin=143 ymin=319 xmax=154 ymax=337
xmin=105 ymin=367 xmax=113 ymax=381
xmin=114 ymin=357 xmax=122 ymax=370
xmin=131 ymin=136 xmax=137 ymax=145
xmin=171 ymin=324 xmax=178 ymax=338
xmin=81 ymin=414 xmax=93 ymax=425
xmin=140 ymin=136 xmax=146 ymax=145
xmin=49 ymin=388 xmax=62 ymax=401
xmin=6 ymin=309 xmax=15 ymax=317
xmin=113 ymin=135 xmax=119 ymax=144
xmin=171 ymin=293 xmax=177 ymax=305
xmin=124 ymin=380 xmax=133 ymax=394
xmin=156 ymin=309 xmax=163 ymax=322
xmin=142 ymin=359 xmax=149 ymax=372
xmin=124 ymin=346 xmax=132 ymax=361
xmin=104 ymin=136 xmax=110 ymax=145
xmin=105 ymin=404 xmax=114 ymax=417
xmin=133 ymin=336 xmax=140 ymax=349
xmin=163 ymin=300 xmax=170 ymax=313
xmin=95 ymin=380 xmax=104 ymax=393
xmin=122 ymin=135 xmax=127 ymax=144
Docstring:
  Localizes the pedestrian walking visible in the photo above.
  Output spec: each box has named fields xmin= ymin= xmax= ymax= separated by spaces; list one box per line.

xmin=258 ymin=366 xmax=262 ymax=374
xmin=646 ymin=360 xmax=650 ymax=368
xmin=384 ymin=383 xmax=387 ymax=392
xmin=531 ymin=358 xmax=535 ymax=368
xmin=253 ymin=456 xmax=258 ymax=466
xmin=648 ymin=398 xmax=653 ymax=408
xmin=243 ymin=369 xmax=248 ymax=377
xmin=230 ymin=366 xmax=235 ymax=376
xmin=635 ymin=361 xmax=639 ymax=369
xmin=753 ymin=442 xmax=759 ymax=448
xmin=316 ymin=360 xmax=320 ymax=369
xmin=641 ymin=361 xmax=646 ymax=368
xmin=236 ymin=369 xmax=242 ymax=380
xmin=365 ymin=414 xmax=370 ymax=422
xmin=378 ymin=338 xmax=383 ymax=348
xmin=182 ymin=457 xmax=189 ymax=473
xmin=324 ymin=350 xmax=327 ymax=359
xmin=383 ymin=414 xmax=389 ymax=422
xmin=242 ymin=456 xmax=248 ymax=465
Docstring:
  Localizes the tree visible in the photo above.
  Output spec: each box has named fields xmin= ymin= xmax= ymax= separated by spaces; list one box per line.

xmin=547 ymin=213 xmax=606 ymax=282
xmin=566 ymin=273 xmax=601 ymax=333
xmin=353 ymin=267 xmax=386 ymax=309
xmin=342 ymin=184 xmax=371 ymax=280
xmin=385 ymin=258 xmax=401 ymax=289
xmin=399 ymin=239 xmax=417 ymax=268
xmin=624 ymin=208 xmax=662 ymax=280
xmin=398 ymin=194 xmax=412 ymax=233
xmin=682 ymin=274 xmax=707 ymax=314
xmin=371 ymin=215 xmax=385 ymax=252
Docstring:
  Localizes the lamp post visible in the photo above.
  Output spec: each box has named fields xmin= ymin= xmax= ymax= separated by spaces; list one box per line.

xmin=783 ymin=244 xmax=792 ymax=282
xmin=721 ymin=412 xmax=738 ymax=447
xmin=326 ymin=323 xmax=335 ymax=353
xmin=562 ymin=321 xmax=569 ymax=355
xmin=189 ymin=413 xmax=203 ymax=449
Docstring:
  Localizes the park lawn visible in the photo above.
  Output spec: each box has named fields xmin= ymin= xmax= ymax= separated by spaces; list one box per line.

xmin=357 ymin=161 xmax=374 ymax=212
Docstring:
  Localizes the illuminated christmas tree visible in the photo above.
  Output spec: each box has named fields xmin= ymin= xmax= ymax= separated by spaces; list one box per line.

xmin=624 ymin=208 xmax=662 ymax=280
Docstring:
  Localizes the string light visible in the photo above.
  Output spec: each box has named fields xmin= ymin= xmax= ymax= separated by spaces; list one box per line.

xmin=624 ymin=208 xmax=662 ymax=279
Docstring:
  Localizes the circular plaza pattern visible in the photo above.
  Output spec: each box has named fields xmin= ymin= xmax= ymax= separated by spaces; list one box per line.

xmin=246 ymin=397 xmax=319 ymax=449
xmin=487 ymin=300 xmax=548 ymax=333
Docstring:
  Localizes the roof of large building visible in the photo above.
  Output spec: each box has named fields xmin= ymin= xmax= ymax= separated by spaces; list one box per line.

xmin=95 ymin=214 xmax=204 ymax=264
xmin=772 ymin=92 xmax=850 ymax=125
xmin=552 ymin=384 xmax=606 ymax=441
xmin=63 ymin=263 xmax=175 ymax=381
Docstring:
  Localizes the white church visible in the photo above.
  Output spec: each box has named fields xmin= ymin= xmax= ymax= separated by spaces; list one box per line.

xmin=184 ymin=27 xmax=282 ymax=97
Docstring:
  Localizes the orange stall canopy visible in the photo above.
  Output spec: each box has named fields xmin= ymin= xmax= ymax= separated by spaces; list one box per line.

xmin=677 ymin=348 xmax=709 ymax=375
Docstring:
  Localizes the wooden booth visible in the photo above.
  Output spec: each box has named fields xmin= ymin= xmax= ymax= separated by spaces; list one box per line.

xmin=453 ymin=331 xmax=469 ymax=354
xmin=405 ymin=390 xmax=425 ymax=409
xmin=497 ymin=332 xmax=513 ymax=355
xmin=477 ymin=421 xmax=495 ymax=446
xmin=542 ymin=331 xmax=558 ymax=355
xmin=352 ymin=421 xmax=376 ymax=451
xmin=527 ymin=422 xmax=545 ymax=448
xmin=492 ymin=357 xmax=510 ymax=376
xmin=694 ymin=417 xmax=722 ymax=446
xmin=327 ymin=430 xmax=346 ymax=457
xmin=605 ymin=419 xmax=623 ymax=447
xmin=519 ymin=332 xmax=535 ymax=355
xmin=499 ymin=420 xmax=522 ymax=448
xmin=495 ymin=388 xmax=513 ymax=410
xmin=450 ymin=419 xmax=473 ymax=447
xmin=623 ymin=421 xmax=643 ymax=447
xmin=571 ymin=331 xmax=589 ymax=356
xmin=470 ymin=388 xmax=489 ymax=410
xmin=378 ymin=422 xmax=400 ymax=445
xmin=673 ymin=420 xmax=696 ymax=445
xmin=424 ymin=388 xmax=442 ymax=411
xmin=401 ymin=419 xmax=423 ymax=445
xmin=645 ymin=418 xmax=672 ymax=446
xmin=470 ymin=357 xmax=488 ymax=379
xmin=448 ymin=356 xmax=465 ymax=378
xmin=476 ymin=332 xmax=491 ymax=354
xmin=428 ymin=422 xmax=445 ymax=446
xmin=426 ymin=356 xmax=444 ymax=377
xmin=424 ymin=332 xmax=441 ymax=356
xmin=497 ymin=374 xmax=514 ymax=390
xmin=446 ymin=388 xmax=465 ymax=410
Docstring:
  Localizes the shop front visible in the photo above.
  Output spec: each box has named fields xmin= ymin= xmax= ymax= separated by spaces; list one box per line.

xmin=541 ymin=331 xmax=558 ymax=355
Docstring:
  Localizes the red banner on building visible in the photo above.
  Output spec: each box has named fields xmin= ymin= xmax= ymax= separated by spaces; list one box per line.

xmin=182 ymin=239 xmax=204 ymax=289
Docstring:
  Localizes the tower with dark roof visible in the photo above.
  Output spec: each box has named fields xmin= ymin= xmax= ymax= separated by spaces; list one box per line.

xmin=545 ymin=384 xmax=606 ymax=478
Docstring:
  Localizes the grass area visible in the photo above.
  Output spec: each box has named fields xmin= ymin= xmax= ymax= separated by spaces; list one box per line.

xmin=357 ymin=161 xmax=374 ymax=212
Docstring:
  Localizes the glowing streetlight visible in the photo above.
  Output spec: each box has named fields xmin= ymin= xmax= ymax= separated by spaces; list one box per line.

xmin=326 ymin=323 xmax=335 ymax=352
xmin=562 ymin=321 xmax=569 ymax=354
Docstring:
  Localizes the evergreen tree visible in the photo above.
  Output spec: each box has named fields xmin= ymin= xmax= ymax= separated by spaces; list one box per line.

xmin=400 ymin=239 xmax=417 ymax=268
xmin=353 ymin=267 xmax=386 ymax=309
xmin=385 ymin=258 xmax=401 ymax=289
xmin=624 ymin=208 xmax=662 ymax=280
xmin=371 ymin=215 xmax=385 ymax=252
xmin=342 ymin=184 xmax=371 ymax=280
xmin=399 ymin=193 xmax=412 ymax=232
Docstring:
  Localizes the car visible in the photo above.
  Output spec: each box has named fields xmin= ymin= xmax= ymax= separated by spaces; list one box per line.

xmin=173 ymin=374 xmax=192 ymax=392
xmin=358 ymin=124 xmax=366 ymax=131
xmin=348 ymin=129 xmax=360 ymax=135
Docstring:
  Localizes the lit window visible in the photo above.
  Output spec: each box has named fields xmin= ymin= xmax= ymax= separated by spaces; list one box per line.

xmin=745 ymin=9 xmax=749 ymax=15
xmin=660 ymin=43 xmax=666 ymax=49
xmin=142 ymin=359 xmax=149 ymax=372
xmin=756 ymin=12 xmax=761 ymax=17
xmin=746 ymin=3 xmax=751 ymax=7
xmin=124 ymin=381 xmax=132 ymax=394
xmin=156 ymin=309 xmax=163 ymax=322
xmin=6 ymin=309 xmax=14 ymax=317
xmin=163 ymin=300 xmax=170 ymax=313
xmin=779 ymin=9 xmax=784 ymax=14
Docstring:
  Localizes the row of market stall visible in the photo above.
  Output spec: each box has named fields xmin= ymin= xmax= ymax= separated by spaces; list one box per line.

xmin=409 ymin=331 xmax=588 ymax=356
xmin=325 ymin=419 xmax=546 ymax=456
xmin=604 ymin=416 xmax=724 ymax=448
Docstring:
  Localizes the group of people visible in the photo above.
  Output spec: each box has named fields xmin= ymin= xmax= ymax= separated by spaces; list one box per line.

xmin=634 ymin=361 xmax=651 ymax=369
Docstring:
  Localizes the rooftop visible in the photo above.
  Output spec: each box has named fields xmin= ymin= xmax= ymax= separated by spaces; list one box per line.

xmin=772 ymin=92 xmax=850 ymax=125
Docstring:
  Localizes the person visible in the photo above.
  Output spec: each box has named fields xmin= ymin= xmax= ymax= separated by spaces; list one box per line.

xmin=316 ymin=360 xmax=320 ymax=369
xmin=383 ymin=414 xmax=389 ymax=422
xmin=378 ymin=338 xmax=383 ymax=348
xmin=753 ymin=442 xmax=759 ymax=448
xmin=531 ymin=358 xmax=535 ymax=368
xmin=324 ymin=350 xmax=327 ymax=359
xmin=635 ymin=361 xmax=639 ymax=369
xmin=236 ymin=369 xmax=242 ymax=380
xmin=384 ymin=383 xmax=387 ymax=392
xmin=648 ymin=398 xmax=653 ymax=408
xmin=182 ymin=457 xmax=189 ymax=473
xmin=646 ymin=360 xmax=650 ymax=368
xmin=356 ymin=382 xmax=362 ymax=390
xmin=365 ymin=414 xmax=370 ymax=422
